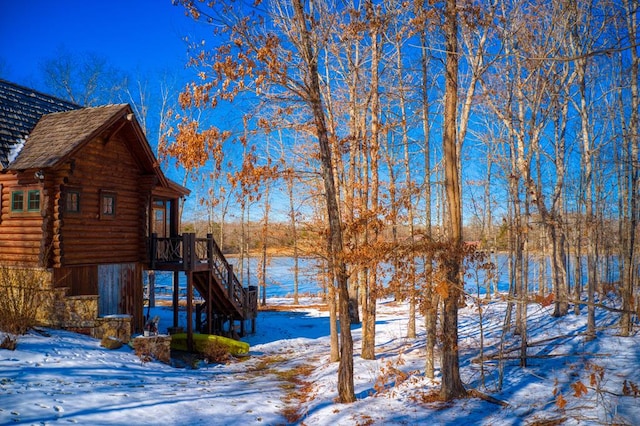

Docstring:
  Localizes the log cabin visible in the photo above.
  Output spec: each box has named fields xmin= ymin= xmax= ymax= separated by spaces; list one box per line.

xmin=0 ymin=80 xmax=257 ymax=344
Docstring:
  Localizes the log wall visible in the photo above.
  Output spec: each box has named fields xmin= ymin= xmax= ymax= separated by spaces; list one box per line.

xmin=52 ymin=133 xmax=148 ymax=267
xmin=0 ymin=175 xmax=46 ymax=267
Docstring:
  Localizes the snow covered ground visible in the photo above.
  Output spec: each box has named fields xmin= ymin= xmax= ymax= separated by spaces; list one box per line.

xmin=1 ymin=296 xmax=639 ymax=425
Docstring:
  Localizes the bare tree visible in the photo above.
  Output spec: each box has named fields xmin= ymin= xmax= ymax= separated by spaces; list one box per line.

xmin=289 ymin=0 xmax=355 ymax=399
xmin=416 ymin=0 xmax=438 ymax=380
xmin=41 ymin=48 xmax=127 ymax=106
xmin=440 ymin=0 xmax=466 ymax=401
xmin=619 ymin=0 xmax=639 ymax=336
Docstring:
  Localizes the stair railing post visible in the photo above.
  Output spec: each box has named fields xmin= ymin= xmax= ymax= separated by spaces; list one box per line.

xmin=207 ymin=268 xmax=213 ymax=335
xmin=227 ymin=264 xmax=234 ymax=299
xmin=207 ymin=233 xmax=214 ymax=266
xmin=183 ymin=233 xmax=197 ymax=270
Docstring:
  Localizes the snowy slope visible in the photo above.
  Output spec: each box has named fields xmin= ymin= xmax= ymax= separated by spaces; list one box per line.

xmin=1 ymin=297 xmax=639 ymax=425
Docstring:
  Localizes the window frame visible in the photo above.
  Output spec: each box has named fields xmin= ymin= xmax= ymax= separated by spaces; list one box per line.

xmin=11 ymin=190 xmax=25 ymax=212
xmin=100 ymin=190 xmax=117 ymax=219
xmin=27 ymin=190 xmax=41 ymax=212
xmin=65 ymin=189 xmax=81 ymax=214
xmin=9 ymin=187 xmax=41 ymax=215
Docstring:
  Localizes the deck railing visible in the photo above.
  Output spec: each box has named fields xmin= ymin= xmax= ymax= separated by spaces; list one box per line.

xmin=150 ymin=235 xmax=183 ymax=265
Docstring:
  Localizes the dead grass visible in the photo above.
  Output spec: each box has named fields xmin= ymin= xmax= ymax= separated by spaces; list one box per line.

xmin=0 ymin=266 xmax=48 ymax=335
xmin=249 ymin=354 xmax=288 ymax=374
xmin=201 ymin=340 xmax=232 ymax=364
xmin=259 ymin=303 xmax=329 ymax=312
xmin=0 ymin=334 xmax=17 ymax=350
xmin=243 ymin=350 xmax=317 ymax=424
xmin=276 ymin=362 xmax=316 ymax=423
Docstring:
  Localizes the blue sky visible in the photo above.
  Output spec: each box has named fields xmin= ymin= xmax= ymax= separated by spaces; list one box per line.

xmin=0 ymin=0 xmax=198 ymax=90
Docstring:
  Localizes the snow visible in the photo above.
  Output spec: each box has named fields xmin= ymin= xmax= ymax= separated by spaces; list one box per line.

xmin=6 ymin=138 xmax=26 ymax=165
xmin=1 ymin=296 xmax=639 ymax=425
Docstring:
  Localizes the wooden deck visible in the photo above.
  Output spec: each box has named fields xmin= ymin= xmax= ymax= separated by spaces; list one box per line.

xmin=149 ymin=233 xmax=257 ymax=349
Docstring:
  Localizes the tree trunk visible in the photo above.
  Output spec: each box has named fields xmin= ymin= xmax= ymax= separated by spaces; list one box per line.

xmin=440 ymin=0 xmax=466 ymax=400
xmin=395 ymin=22 xmax=417 ymax=339
xmin=361 ymin=0 xmax=381 ymax=361
xmin=260 ymin=182 xmax=269 ymax=307
xmin=576 ymin=56 xmax=597 ymax=340
xmin=286 ymin=170 xmax=300 ymax=305
xmin=327 ymin=249 xmax=340 ymax=363
xmin=291 ymin=0 xmax=355 ymax=402
xmin=620 ymin=0 xmax=639 ymax=336
xmin=549 ymin=224 xmax=569 ymax=317
xmin=345 ymin=41 xmax=362 ymax=326
xmin=419 ymin=2 xmax=436 ymax=380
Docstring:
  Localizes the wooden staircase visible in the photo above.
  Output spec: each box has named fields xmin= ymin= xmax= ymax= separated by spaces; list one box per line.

xmin=192 ymin=266 xmax=257 ymax=337
xmin=150 ymin=233 xmax=257 ymax=341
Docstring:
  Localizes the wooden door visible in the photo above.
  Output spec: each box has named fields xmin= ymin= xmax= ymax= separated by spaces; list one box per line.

xmin=152 ymin=199 xmax=169 ymax=238
xmin=98 ymin=263 xmax=136 ymax=316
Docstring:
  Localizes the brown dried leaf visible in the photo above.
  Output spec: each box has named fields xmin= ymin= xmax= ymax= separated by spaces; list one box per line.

xmin=435 ymin=280 xmax=449 ymax=299
xmin=555 ymin=393 xmax=567 ymax=409
xmin=571 ymin=381 xmax=588 ymax=398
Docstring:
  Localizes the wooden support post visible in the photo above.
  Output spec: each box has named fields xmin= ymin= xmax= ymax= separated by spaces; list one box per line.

xmin=186 ymin=270 xmax=194 ymax=352
xmin=148 ymin=270 xmax=155 ymax=309
xmin=172 ymin=270 xmax=179 ymax=328
xmin=207 ymin=270 xmax=213 ymax=335
xmin=150 ymin=233 xmax=157 ymax=269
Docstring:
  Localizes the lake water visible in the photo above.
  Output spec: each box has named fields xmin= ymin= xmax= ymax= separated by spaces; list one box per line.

xmin=148 ymin=254 xmax=532 ymax=299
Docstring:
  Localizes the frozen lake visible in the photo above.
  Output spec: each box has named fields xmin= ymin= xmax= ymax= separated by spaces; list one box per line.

xmin=147 ymin=254 xmax=534 ymax=299
xmin=148 ymin=252 xmax=614 ymax=300
xmin=150 ymin=256 xmax=327 ymax=299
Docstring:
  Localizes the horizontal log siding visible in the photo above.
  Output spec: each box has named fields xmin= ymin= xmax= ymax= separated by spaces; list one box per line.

xmin=55 ymin=134 xmax=146 ymax=267
xmin=53 ymin=265 xmax=98 ymax=295
xmin=0 ymin=174 xmax=45 ymax=267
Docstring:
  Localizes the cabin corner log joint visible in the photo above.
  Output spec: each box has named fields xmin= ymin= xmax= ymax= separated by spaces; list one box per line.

xmin=150 ymin=232 xmax=258 ymax=337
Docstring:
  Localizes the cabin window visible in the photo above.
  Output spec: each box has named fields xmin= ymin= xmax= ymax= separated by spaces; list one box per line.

xmin=10 ymin=189 xmax=40 ymax=213
xmin=66 ymin=191 xmax=81 ymax=213
xmin=152 ymin=199 xmax=170 ymax=237
xmin=11 ymin=191 xmax=24 ymax=211
xmin=27 ymin=190 xmax=41 ymax=211
xmin=100 ymin=191 xmax=116 ymax=219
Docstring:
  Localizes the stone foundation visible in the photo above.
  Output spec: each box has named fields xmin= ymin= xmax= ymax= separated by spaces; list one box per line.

xmin=37 ymin=288 xmax=99 ymax=329
xmin=65 ymin=295 xmax=99 ymax=328
xmin=93 ymin=315 xmax=132 ymax=343
xmin=132 ymin=335 xmax=171 ymax=364
xmin=5 ymin=267 xmax=136 ymax=343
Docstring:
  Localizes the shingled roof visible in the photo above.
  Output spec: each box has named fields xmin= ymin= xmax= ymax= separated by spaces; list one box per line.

xmin=0 ymin=79 xmax=79 ymax=168
xmin=7 ymin=104 xmax=130 ymax=170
